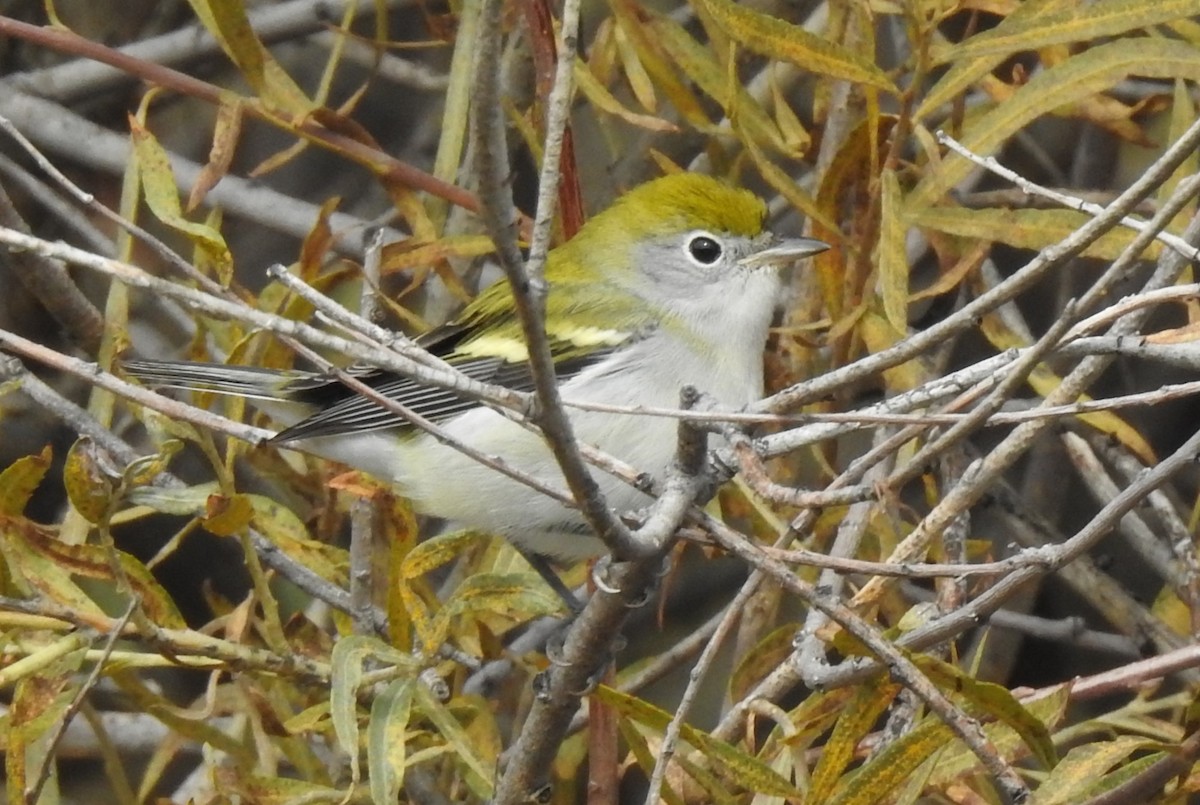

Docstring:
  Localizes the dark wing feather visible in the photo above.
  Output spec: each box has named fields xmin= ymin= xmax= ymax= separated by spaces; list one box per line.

xmin=271 ymin=349 xmax=614 ymax=442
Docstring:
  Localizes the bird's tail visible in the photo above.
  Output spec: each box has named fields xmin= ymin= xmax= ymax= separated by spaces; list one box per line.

xmin=122 ymin=360 xmax=325 ymax=402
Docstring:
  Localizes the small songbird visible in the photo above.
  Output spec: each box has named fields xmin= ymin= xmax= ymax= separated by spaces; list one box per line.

xmin=125 ymin=173 xmax=828 ymax=561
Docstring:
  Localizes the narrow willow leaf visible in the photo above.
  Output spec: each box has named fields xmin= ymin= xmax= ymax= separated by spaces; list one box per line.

xmin=614 ymin=15 xmax=658 ymax=112
xmin=0 ymin=446 xmax=51 ymax=516
xmin=401 ymin=529 xmax=487 ymax=578
xmin=617 ymin=719 xmax=687 ymax=805
xmin=924 ymin=686 xmax=1072 ymax=788
xmin=380 ymin=234 xmax=498 ymax=275
xmin=414 ymin=685 xmax=494 ymax=799
xmin=932 ymin=0 xmax=1200 ymax=65
xmin=187 ymin=93 xmax=243 ymax=214
xmin=0 ymin=523 xmax=103 ymax=622
xmin=1030 ymin=736 xmax=1157 ymax=805
xmin=877 ymin=170 xmax=910 ymax=334
xmin=741 ymin=131 xmax=835 ymax=230
xmin=912 ymin=654 xmax=1057 ymax=769
xmin=186 ymin=0 xmax=313 ymax=114
xmin=330 ymin=634 xmax=420 ymax=792
xmin=911 ymin=37 xmax=1200 ymax=209
xmin=574 ymin=59 xmax=679 ymax=132
xmin=827 ymin=718 xmax=953 ymax=805
xmin=609 ymin=0 xmax=710 ymax=128
xmin=917 ymin=52 xmax=1006 ymax=121
xmin=3 ymin=526 xmax=185 ymax=628
xmin=428 ymin=0 xmax=480 ymax=230
xmin=329 ymin=635 xmax=376 ymax=782
xmin=909 ymin=206 xmax=1158 ymax=261
xmin=646 ymin=10 xmax=793 ymax=156
xmin=126 ymin=482 xmax=219 ymax=517
xmin=368 ymin=678 xmax=416 ymax=805
xmin=595 ymin=686 xmax=803 ymax=798
xmin=129 ymin=116 xmax=234 ymax=278
xmin=694 ymin=0 xmax=895 ymax=90
xmin=976 ymin=300 xmax=1157 ymax=463
xmin=225 ymin=774 xmax=345 ymax=804
xmin=809 ymin=680 xmax=902 ymax=802
xmin=440 ymin=572 xmax=566 ymax=622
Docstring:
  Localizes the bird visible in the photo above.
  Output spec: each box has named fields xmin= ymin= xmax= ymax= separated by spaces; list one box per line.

xmin=125 ymin=173 xmax=828 ymax=561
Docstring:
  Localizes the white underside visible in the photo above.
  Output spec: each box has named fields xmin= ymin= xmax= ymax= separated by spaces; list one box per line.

xmin=293 ymin=269 xmax=780 ymax=560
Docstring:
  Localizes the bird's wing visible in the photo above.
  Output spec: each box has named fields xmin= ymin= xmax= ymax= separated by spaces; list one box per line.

xmin=271 ymin=346 xmax=618 ymax=442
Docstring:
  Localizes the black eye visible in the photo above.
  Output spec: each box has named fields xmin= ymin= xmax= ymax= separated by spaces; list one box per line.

xmin=687 ymin=234 xmax=723 ymax=265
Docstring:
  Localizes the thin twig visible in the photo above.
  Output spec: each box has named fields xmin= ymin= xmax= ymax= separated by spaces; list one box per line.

xmin=938 ymin=130 xmax=1200 ymax=261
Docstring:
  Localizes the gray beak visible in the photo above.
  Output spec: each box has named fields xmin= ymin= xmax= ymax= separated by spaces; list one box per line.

xmin=739 ymin=237 xmax=830 ymax=269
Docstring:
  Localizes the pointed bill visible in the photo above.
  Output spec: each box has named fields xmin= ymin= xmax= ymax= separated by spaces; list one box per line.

xmin=739 ymin=237 xmax=829 ymax=269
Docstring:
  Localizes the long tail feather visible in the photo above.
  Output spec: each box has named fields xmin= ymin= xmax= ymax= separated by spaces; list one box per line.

xmin=122 ymin=360 xmax=323 ymax=402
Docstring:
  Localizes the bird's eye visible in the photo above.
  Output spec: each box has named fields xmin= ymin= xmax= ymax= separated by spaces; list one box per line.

xmin=687 ymin=234 xmax=723 ymax=265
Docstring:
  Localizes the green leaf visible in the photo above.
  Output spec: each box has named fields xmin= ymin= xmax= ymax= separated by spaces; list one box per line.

xmin=329 ymin=635 xmax=376 ymax=783
xmin=330 ymin=635 xmax=419 ymax=790
xmin=414 ymin=684 xmax=494 ymax=799
xmin=368 ymin=678 xmax=416 ymax=805
xmin=924 ymin=686 xmax=1072 ymax=788
xmin=441 ymin=572 xmax=565 ymax=623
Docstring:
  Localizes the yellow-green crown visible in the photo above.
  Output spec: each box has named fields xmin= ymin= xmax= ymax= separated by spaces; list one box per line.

xmin=586 ymin=173 xmax=767 ymax=243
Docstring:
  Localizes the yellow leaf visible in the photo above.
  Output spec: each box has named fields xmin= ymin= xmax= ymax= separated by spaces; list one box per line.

xmin=595 ymin=685 xmax=805 ymax=798
xmin=932 ymin=0 xmax=1200 ymax=65
xmin=574 ymin=59 xmax=679 ymax=132
xmin=923 ymin=685 xmax=1071 ymax=788
xmin=187 ymin=93 xmax=244 ymax=212
xmin=913 ymin=654 xmax=1057 ymax=770
xmin=0 ymin=522 xmax=185 ymax=628
xmin=645 ymin=10 xmax=795 ymax=156
xmin=63 ymin=438 xmax=118 ymax=525
xmin=185 ymin=0 xmax=314 ymax=115
xmin=614 ymin=17 xmax=658 ymax=112
xmin=202 ymin=492 xmax=255 ymax=536
xmin=694 ymin=0 xmax=896 ymax=91
xmin=910 ymin=206 xmax=1162 ymax=261
xmin=0 ymin=446 xmax=51 ymax=516
xmin=401 ymin=529 xmax=486 ymax=578
xmin=810 ymin=680 xmax=902 ymax=802
xmin=413 ymin=685 xmax=494 ymax=800
xmin=1030 ymin=736 xmax=1158 ymax=805
xmin=608 ymin=0 xmax=711 ymax=129
xmin=0 ymin=520 xmax=107 ymax=622
xmin=877 ymin=170 xmax=910 ymax=333
xmin=129 ymin=116 xmax=234 ymax=281
xmin=978 ymin=306 xmax=1157 ymax=463
xmin=913 ymin=38 xmax=1200 ymax=209
xmin=859 ymin=312 xmax=924 ymax=391
xmin=368 ymin=678 xmax=415 ymax=805
xmin=742 ymin=133 xmax=837 ymax=231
